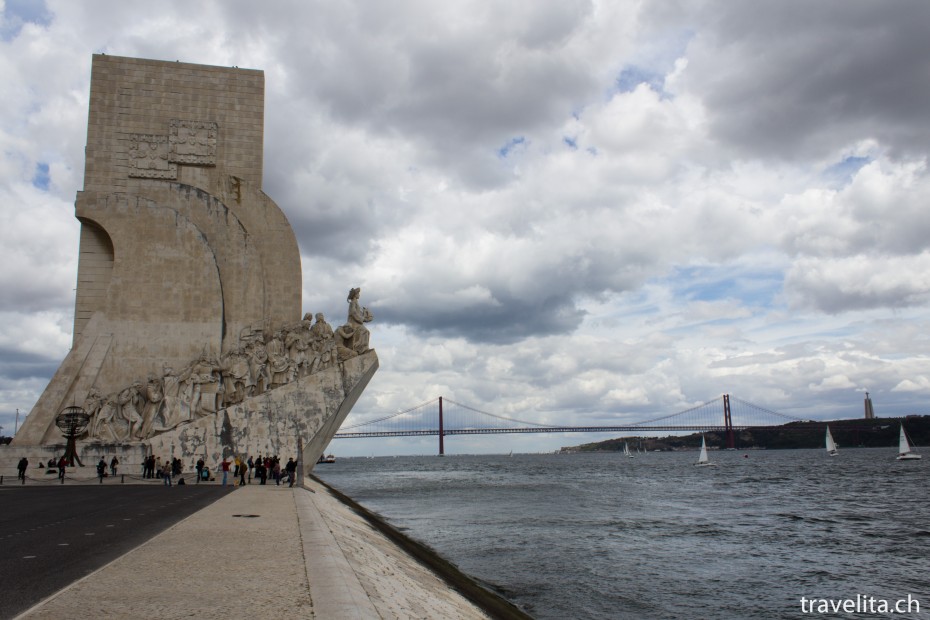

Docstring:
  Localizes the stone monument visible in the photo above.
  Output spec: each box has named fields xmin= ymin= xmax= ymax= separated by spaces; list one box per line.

xmin=8 ymin=55 xmax=378 ymax=472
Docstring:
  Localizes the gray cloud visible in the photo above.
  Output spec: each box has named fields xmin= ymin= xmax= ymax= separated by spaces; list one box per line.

xmin=673 ymin=1 xmax=930 ymax=160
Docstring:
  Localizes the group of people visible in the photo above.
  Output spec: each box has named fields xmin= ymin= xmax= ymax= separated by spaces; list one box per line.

xmin=16 ymin=456 xmax=71 ymax=481
xmin=94 ymin=456 xmax=116 ymax=480
xmin=80 ymin=288 xmax=373 ymax=444
xmin=91 ymin=454 xmax=182 ymax=484
xmin=91 ymin=455 xmax=120 ymax=478
xmin=208 ymin=454 xmax=299 ymax=487
xmin=15 ymin=455 xmax=114 ymax=482
xmin=15 ymin=452 xmax=302 ymax=488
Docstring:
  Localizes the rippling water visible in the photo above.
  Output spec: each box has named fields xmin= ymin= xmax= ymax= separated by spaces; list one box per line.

xmin=315 ymin=448 xmax=929 ymax=619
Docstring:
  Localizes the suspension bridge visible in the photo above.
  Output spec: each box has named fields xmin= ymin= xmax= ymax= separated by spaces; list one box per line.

xmin=334 ymin=394 xmax=808 ymax=455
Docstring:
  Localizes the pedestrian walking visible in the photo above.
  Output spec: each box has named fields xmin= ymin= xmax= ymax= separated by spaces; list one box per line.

xmin=97 ymin=457 xmax=107 ymax=482
xmin=238 ymin=457 xmax=247 ymax=486
xmin=110 ymin=455 xmax=119 ymax=476
xmin=17 ymin=457 xmax=28 ymax=481
xmin=285 ymin=457 xmax=297 ymax=487
xmin=247 ymin=455 xmax=254 ymax=483
xmin=196 ymin=458 xmax=204 ymax=484
xmin=57 ymin=456 xmax=67 ymax=481
xmin=162 ymin=461 xmax=172 ymax=486
xmin=220 ymin=458 xmax=230 ymax=486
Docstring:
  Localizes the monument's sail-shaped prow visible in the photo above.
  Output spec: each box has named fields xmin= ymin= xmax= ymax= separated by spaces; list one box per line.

xmin=12 ymin=55 xmax=376 ymax=469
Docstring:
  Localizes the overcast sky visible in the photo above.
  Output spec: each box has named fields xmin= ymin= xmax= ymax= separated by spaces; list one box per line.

xmin=2 ymin=0 xmax=929 ymax=455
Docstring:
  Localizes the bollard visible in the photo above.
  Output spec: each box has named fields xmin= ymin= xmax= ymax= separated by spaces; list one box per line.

xmin=121 ymin=474 xmax=125 ymax=484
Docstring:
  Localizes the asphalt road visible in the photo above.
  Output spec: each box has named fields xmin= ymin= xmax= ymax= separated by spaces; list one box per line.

xmin=0 ymin=483 xmax=233 ymax=619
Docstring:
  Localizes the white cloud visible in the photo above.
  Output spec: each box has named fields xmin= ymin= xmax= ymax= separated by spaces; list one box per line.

xmin=2 ymin=1 xmax=930 ymax=451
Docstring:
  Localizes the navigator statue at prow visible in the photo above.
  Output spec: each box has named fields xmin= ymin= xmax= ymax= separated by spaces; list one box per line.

xmin=7 ymin=55 xmax=378 ymax=473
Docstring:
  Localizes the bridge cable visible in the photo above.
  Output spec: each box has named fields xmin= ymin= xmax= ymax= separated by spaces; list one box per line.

xmin=339 ymin=397 xmax=441 ymax=430
xmin=441 ymin=398 xmax=558 ymax=428
xmin=629 ymin=396 xmax=723 ymax=426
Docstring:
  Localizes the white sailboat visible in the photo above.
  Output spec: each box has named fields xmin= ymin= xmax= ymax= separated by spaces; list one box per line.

xmin=896 ymin=424 xmax=922 ymax=460
xmin=825 ymin=426 xmax=838 ymax=457
xmin=694 ymin=435 xmax=716 ymax=467
xmin=623 ymin=442 xmax=635 ymax=458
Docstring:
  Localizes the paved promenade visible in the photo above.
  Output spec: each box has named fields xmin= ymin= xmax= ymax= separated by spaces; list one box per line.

xmin=12 ymin=479 xmax=502 ymax=619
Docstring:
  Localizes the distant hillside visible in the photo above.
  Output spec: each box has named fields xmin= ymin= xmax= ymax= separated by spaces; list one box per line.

xmin=560 ymin=415 xmax=930 ymax=453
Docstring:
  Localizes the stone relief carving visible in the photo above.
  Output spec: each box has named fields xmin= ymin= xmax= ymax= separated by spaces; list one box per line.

xmin=81 ymin=288 xmax=373 ymax=443
xmin=128 ymin=134 xmax=178 ymax=179
xmin=128 ymin=119 xmax=216 ymax=179
xmin=168 ymin=119 xmax=218 ymax=165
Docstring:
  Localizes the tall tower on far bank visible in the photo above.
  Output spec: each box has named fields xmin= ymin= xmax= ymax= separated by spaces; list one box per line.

xmin=864 ymin=391 xmax=875 ymax=419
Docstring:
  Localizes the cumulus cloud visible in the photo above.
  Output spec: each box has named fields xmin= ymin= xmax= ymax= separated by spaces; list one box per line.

xmin=1 ymin=0 xmax=929 ymax=451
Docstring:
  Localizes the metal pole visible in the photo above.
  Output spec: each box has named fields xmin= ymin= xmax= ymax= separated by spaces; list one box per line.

xmin=14 ymin=408 xmax=19 ymax=435
xmin=438 ymin=396 xmax=445 ymax=456
xmin=296 ymin=434 xmax=304 ymax=488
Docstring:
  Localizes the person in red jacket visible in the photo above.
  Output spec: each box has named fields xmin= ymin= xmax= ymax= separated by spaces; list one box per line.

xmin=220 ymin=458 xmax=231 ymax=486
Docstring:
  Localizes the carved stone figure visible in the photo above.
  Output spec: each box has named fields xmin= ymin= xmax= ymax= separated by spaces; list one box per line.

xmin=311 ymin=312 xmax=333 ymax=338
xmin=248 ymin=342 xmax=269 ymax=396
xmin=334 ymin=324 xmax=358 ymax=361
xmin=118 ymin=381 xmax=146 ymax=440
xmin=83 ymin=387 xmax=105 ymax=439
xmin=140 ymin=374 xmax=165 ymax=438
xmin=188 ymin=352 xmax=221 ymax=418
xmin=266 ymin=329 xmax=294 ymax=388
xmin=308 ymin=312 xmax=335 ymax=374
xmin=94 ymin=394 xmax=121 ymax=442
xmin=156 ymin=365 xmax=192 ymax=432
xmin=220 ymin=347 xmax=251 ymax=405
xmin=285 ymin=320 xmax=311 ymax=377
xmin=346 ymin=287 xmax=373 ymax=354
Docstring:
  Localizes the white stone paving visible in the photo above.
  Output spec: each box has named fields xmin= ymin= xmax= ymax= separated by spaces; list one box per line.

xmin=15 ymin=483 xmax=490 ymax=620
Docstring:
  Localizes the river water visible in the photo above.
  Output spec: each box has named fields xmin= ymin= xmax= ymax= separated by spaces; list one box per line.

xmin=315 ymin=448 xmax=929 ymax=619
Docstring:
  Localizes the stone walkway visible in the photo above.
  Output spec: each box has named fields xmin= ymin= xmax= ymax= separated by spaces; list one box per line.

xmin=15 ymin=481 xmax=491 ymax=619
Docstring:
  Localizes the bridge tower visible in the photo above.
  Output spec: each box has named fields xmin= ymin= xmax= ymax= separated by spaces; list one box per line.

xmin=438 ymin=396 xmax=445 ymax=456
xmin=723 ymin=394 xmax=735 ymax=449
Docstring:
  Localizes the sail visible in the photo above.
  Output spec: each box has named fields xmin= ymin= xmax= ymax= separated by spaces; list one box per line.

xmin=698 ymin=437 xmax=708 ymax=463
xmin=899 ymin=425 xmax=911 ymax=454
xmin=825 ymin=426 xmax=837 ymax=454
